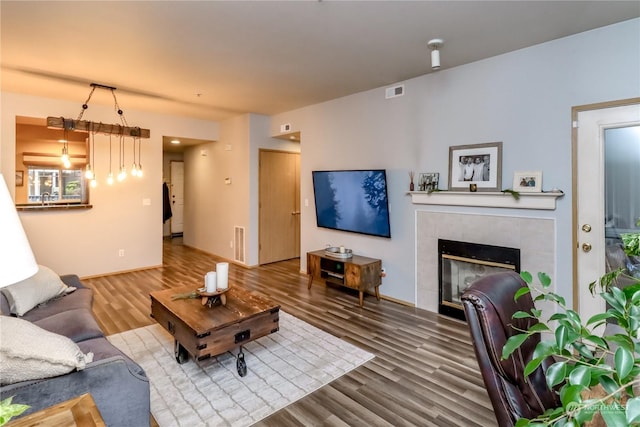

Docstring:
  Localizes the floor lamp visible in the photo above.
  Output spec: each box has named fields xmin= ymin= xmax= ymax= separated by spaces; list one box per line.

xmin=0 ymin=173 xmax=38 ymax=289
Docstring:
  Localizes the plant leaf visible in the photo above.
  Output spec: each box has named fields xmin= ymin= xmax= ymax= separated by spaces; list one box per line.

xmin=502 ymin=333 xmax=529 ymax=360
xmin=528 ymin=323 xmax=550 ymax=333
xmin=514 ymin=286 xmax=531 ymax=301
xmin=532 ymin=340 xmax=557 ymax=360
xmin=600 ymin=401 xmax=626 ymax=427
xmin=599 ymin=375 xmax=619 ymax=395
xmin=584 ymin=334 xmax=609 ymax=350
xmin=571 ymin=342 xmax=594 ymax=360
xmin=614 ymin=346 xmax=634 ymax=380
xmin=586 ymin=312 xmax=615 ymax=326
xmin=602 ymin=292 xmax=625 ymax=314
xmin=520 ymin=271 xmax=533 ymax=284
xmin=513 ymin=310 xmax=534 ymax=319
xmin=556 ymin=324 xmax=569 ymax=349
xmin=626 ymin=397 xmax=640 ymax=423
xmin=538 ymin=272 xmax=551 ymax=288
xmin=524 ymin=357 xmax=545 ymax=377
xmin=568 ymin=365 xmax=590 ymax=387
xmin=559 ymin=384 xmax=585 ymax=408
xmin=547 ymin=361 xmax=568 ymax=389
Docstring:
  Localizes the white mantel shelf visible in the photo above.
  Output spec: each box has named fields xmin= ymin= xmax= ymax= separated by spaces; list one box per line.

xmin=408 ymin=191 xmax=564 ymax=210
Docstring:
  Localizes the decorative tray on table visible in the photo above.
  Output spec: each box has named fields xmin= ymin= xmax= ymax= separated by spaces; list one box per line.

xmin=324 ymin=247 xmax=353 ymax=259
xmin=197 ymin=287 xmax=230 ymax=307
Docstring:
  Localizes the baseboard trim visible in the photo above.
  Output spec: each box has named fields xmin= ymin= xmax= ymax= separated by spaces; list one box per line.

xmin=80 ymin=264 xmax=163 ymax=280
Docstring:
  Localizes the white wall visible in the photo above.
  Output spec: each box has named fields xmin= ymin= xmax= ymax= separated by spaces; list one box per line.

xmin=183 ymin=114 xmax=250 ymax=264
xmin=0 ymin=92 xmax=218 ymax=277
xmin=271 ymin=18 xmax=640 ymax=306
xmin=184 ymin=113 xmax=300 ymax=266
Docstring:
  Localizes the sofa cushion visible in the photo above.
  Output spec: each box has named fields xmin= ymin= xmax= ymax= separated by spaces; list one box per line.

xmin=0 ymin=316 xmax=93 ymax=386
xmin=34 ymin=309 xmax=104 ymax=343
xmin=1 ymin=265 xmax=76 ymax=316
xmin=20 ymin=288 xmax=93 ymax=323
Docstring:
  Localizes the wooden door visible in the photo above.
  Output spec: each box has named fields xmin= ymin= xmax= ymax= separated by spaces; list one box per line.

xmin=259 ymin=150 xmax=300 ymax=264
xmin=170 ymin=161 xmax=184 ymax=236
xmin=574 ymin=100 xmax=640 ymax=320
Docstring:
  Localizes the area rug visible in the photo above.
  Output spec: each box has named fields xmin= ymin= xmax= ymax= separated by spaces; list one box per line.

xmin=107 ymin=311 xmax=374 ymax=426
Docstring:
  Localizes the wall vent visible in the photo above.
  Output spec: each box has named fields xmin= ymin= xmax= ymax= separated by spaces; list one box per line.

xmin=234 ymin=226 xmax=245 ymax=264
xmin=385 ymin=84 xmax=404 ymax=99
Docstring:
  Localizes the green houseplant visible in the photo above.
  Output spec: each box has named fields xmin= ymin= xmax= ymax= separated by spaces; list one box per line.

xmin=503 ymin=223 xmax=640 ymax=426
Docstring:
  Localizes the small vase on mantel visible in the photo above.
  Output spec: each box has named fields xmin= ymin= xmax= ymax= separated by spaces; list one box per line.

xmin=409 ymin=171 xmax=415 ymax=191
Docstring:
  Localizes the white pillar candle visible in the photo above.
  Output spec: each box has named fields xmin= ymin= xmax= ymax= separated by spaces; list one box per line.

xmin=205 ymin=271 xmax=217 ymax=292
xmin=216 ymin=262 xmax=229 ymax=289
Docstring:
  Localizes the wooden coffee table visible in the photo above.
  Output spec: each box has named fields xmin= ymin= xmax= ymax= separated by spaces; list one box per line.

xmin=150 ymin=285 xmax=280 ymax=376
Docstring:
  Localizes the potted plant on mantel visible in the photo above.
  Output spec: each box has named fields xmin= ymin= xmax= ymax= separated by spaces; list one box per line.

xmin=503 ymin=222 xmax=640 ymax=427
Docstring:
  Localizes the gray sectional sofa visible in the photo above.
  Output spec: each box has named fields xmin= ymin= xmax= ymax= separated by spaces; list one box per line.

xmin=0 ymin=271 xmax=150 ymax=426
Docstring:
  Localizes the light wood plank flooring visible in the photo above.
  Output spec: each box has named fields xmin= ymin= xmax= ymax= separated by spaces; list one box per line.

xmin=84 ymin=239 xmax=497 ymax=426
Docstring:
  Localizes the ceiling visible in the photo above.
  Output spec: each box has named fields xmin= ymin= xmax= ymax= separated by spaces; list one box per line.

xmin=2 ymin=1 xmax=639 ymax=130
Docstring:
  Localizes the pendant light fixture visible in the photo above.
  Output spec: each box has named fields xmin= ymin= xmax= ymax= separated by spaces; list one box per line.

xmin=136 ymin=135 xmax=143 ymax=178
xmin=85 ymin=124 xmax=95 ymax=180
xmin=46 ymin=83 xmax=150 ymax=187
xmin=107 ymin=133 xmax=114 ymax=185
xmin=88 ymin=124 xmax=98 ymax=188
xmin=427 ymin=38 xmax=444 ymax=70
xmin=60 ymin=121 xmax=71 ymax=169
xmin=130 ymin=135 xmax=139 ymax=177
xmin=117 ymin=131 xmax=126 ymax=182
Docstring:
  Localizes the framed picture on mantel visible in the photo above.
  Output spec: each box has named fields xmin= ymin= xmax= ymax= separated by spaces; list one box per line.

xmin=448 ymin=141 xmax=502 ymax=192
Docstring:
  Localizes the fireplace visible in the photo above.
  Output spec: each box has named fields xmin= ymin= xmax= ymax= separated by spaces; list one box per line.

xmin=438 ymin=239 xmax=520 ymax=320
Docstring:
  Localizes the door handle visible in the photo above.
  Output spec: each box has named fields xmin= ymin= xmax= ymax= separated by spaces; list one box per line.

xmin=582 ymin=243 xmax=592 ymax=253
xmin=291 ymin=211 xmax=300 ymax=215
xmin=582 ymin=224 xmax=592 ymax=232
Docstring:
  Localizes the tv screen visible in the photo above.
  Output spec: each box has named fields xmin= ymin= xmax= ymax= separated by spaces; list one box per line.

xmin=312 ymin=169 xmax=391 ymax=238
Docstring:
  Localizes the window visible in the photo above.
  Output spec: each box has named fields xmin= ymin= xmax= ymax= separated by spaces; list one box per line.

xmin=27 ymin=167 xmax=85 ymax=203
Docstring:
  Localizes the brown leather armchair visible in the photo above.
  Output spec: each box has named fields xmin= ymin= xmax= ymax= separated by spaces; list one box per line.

xmin=461 ymin=271 xmax=560 ymax=427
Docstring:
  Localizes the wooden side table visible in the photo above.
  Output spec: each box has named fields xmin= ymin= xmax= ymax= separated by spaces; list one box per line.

xmin=7 ymin=393 xmax=105 ymax=427
xmin=307 ymin=249 xmax=382 ymax=307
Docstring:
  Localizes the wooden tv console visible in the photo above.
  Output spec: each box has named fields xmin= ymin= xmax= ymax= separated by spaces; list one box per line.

xmin=307 ymin=249 xmax=382 ymax=307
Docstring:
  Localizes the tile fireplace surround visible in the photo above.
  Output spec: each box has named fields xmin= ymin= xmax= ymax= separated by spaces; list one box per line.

xmin=416 ymin=211 xmax=555 ymax=312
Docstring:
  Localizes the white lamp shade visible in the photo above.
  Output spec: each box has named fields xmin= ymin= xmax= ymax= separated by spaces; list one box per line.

xmin=0 ymin=174 xmax=38 ymax=288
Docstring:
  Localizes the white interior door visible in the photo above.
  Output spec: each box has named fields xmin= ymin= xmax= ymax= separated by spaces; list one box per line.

xmin=170 ymin=161 xmax=184 ymax=236
xmin=575 ymin=102 xmax=640 ymax=322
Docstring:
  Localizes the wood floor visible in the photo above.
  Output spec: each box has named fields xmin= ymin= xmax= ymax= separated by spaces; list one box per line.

xmin=84 ymin=239 xmax=497 ymax=426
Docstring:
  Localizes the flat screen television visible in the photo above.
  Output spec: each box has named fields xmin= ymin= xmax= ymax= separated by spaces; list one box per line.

xmin=312 ymin=169 xmax=391 ymax=238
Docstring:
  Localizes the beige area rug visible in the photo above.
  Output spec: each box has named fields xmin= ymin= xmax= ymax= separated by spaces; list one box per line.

xmin=107 ymin=311 xmax=374 ymax=426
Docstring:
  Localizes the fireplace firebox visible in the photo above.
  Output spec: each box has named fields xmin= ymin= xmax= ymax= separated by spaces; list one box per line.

xmin=438 ymin=239 xmax=520 ymax=320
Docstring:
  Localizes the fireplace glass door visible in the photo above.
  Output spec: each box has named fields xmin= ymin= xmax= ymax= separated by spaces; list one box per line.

xmin=438 ymin=239 xmax=520 ymax=320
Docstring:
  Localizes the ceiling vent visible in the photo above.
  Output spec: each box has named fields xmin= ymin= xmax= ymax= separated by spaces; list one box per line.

xmin=385 ymin=84 xmax=404 ymax=99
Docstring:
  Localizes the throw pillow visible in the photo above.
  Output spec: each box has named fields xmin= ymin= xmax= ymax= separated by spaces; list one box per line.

xmin=0 ymin=316 xmax=93 ymax=385
xmin=0 ymin=265 xmax=76 ymax=316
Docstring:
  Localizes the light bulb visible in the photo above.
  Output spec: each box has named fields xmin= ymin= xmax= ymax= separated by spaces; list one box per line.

xmin=131 ymin=163 xmax=138 ymax=177
xmin=61 ymin=146 xmax=69 ymax=165
xmin=90 ymin=178 xmax=97 ymax=188
xmin=85 ymin=165 xmax=94 ymax=180
xmin=63 ymin=159 xmax=71 ymax=169
xmin=107 ymin=173 xmax=114 ymax=185
xmin=137 ymin=164 xmax=143 ymax=178
xmin=118 ymin=167 xmax=127 ymax=181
